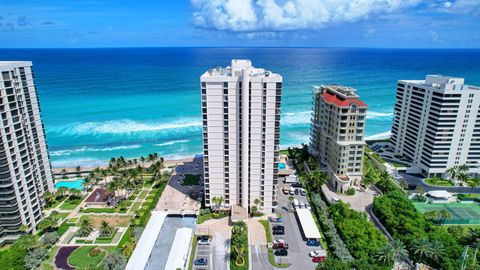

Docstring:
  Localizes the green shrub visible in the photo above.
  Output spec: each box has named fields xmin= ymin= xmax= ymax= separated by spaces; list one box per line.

xmin=89 ymin=248 xmax=102 ymax=257
xmin=346 ymin=188 xmax=355 ymax=196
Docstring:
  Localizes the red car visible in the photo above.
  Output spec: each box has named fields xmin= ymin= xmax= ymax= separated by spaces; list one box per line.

xmin=312 ymin=256 xmax=326 ymax=263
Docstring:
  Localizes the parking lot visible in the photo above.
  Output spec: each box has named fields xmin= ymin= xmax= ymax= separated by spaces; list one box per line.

xmin=268 ymin=181 xmax=323 ymax=269
xmin=193 ymin=236 xmax=213 ymax=270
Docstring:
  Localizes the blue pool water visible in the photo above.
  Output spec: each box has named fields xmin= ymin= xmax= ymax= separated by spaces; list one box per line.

xmin=279 ymin=163 xmax=286 ymax=169
xmin=54 ymin=179 xmax=84 ymax=190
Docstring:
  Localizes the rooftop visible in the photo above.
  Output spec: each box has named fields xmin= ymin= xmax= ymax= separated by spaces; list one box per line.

xmin=404 ymin=75 xmax=480 ymax=91
xmin=321 ymin=90 xmax=367 ymax=107
xmin=202 ymin=59 xmax=280 ymax=79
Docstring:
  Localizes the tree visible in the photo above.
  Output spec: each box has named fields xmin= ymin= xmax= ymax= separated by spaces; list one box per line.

xmin=24 ymin=247 xmax=48 ymax=270
xmin=412 ymin=238 xmax=434 ymax=261
xmin=317 ymin=258 xmax=351 ymax=270
xmin=377 ymin=239 xmax=408 ymax=266
xmin=424 ymin=210 xmax=440 ymax=222
xmin=58 ymin=186 xmax=69 ymax=196
xmin=122 ymin=240 xmax=136 ymax=257
xmin=288 ymin=195 xmax=294 ymax=211
xmin=446 ymin=166 xmax=458 ymax=181
xmin=100 ymin=221 xmax=113 ymax=237
xmin=41 ymin=232 xmax=60 ymax=247
xmin=438 ymin=209 xmax=451 ymax=224
xmin=103 ymin=252 xmax=126 ymax=270
xmin=78 ymin=218 xmax=93 ymax=237
xmin=75 ymin=166 xmax=81 ymax=176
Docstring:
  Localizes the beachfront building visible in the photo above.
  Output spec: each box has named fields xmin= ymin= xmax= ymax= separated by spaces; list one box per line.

xmin=200 ymin=59 xmax=282 ymax=214
xmin=0 ymin=62 xmax=54 ymax=244
xmin=310 ymin=85 xmax=368 ymax=192
xmin=391 ymin=75 xmax=480 ymax=178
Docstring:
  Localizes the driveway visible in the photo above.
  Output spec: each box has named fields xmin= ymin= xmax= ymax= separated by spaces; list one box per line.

xmin=399 ymin=173 xmax=480 ymax=193
xmin=321 ymin=182 xmax=378 ymax=212
xmin=196 ymin=218 xmax=230 ymax=270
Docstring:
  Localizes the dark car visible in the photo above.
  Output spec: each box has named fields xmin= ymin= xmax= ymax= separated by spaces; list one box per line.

xmin=291 ymin=182 xmax=302 ymax=188
xmin=294 ymin=189 xmax=300 ymax=195
xmin=272 ymin=225 xmax=284 ymax=230
xmin=300 ymin=189 xmax=306 ymax=196
xmin=194 ymin=258 xmax=208 ymax=266
xmin=274 ymin=249 xmax=288 ymax=256
xmin=272 ymin=229 xmax=285 ymax=235
xmin=306 ymin=239 xmax=320 ymax=246
xmin=312 ymin=256 xmax=326 ymax=263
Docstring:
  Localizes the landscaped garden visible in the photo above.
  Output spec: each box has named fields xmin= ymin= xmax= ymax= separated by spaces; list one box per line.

xmin=424 ymin=178 xmax=454 ymax=186
xmin=181 ymin=174 xmax=201 ymax=186
xmin=0 ymin=153 xmax=170 ymax=270
xmin=230 ymin=221 xmax=249 ymax=270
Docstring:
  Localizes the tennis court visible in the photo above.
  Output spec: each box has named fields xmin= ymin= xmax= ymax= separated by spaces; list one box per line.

xmin=413 ymin=202 xmax=480 ymax=225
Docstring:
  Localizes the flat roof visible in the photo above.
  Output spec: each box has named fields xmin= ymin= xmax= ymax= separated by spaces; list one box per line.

xmin=126 ymin=211 xmax=167 ymax=270
xmin=164 ymin=227 xmax=193 ymax=270
xmin=296 ymin=208 xmax=321 ymax=239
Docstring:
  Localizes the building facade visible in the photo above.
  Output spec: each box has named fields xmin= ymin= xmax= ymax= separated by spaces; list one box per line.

xmin=310 ymin=85 xmax=368 ymax=192
xmin=391 ymin=75 xmax=480 ymax=178
xmin=0 ymin=62 xmax=54 ymax=244
xmin=200 ymin=60 xmax=282 ymax=213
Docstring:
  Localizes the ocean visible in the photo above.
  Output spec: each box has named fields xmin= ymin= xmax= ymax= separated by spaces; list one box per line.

xmin=0 ymin=48 xmax=478 ymax=168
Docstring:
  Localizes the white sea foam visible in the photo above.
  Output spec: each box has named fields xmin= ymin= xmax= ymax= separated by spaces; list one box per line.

xmin=365 ymin=131 xmax=391 ymax=140
xmin=154 ymin=139 xmax=191 ymax=147
xmin=51 ymin=158 xmax=108 ymax=168
xmin=281 ymin=111 xmax=311 ymax=125
xmin=366 ymin=111 xmax=393 ymax=119
xmin=49 ymin=118 xmax=202 ymax=136
xmin=50 ymin=144 xmax=141 ymax=156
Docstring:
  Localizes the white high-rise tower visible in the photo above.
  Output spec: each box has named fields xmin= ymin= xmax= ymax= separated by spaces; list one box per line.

xmin=200 ymin=60 xmax=282 ymax=214
xmin=0 ymin=62 xmax=54 ymax=244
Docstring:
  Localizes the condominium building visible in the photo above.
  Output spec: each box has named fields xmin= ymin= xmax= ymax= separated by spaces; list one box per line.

xmin=391 ymin=75 xmax=480 ymax=178
xmin=200 ymin=60 xmax=282 ymax=214
xmin=0 ymin=62 xmax=54 ymax=244
xmin=310 ymin=85 xmax=368 ymax=192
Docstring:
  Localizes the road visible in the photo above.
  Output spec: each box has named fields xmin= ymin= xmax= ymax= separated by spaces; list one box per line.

xmin=399 ymin=173 xmax=480 ymax=193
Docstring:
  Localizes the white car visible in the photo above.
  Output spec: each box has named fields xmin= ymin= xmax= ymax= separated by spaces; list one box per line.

xmin=198 ymin=236 xmax=210 ymax=245
xmin=305 ymin=203 xmax=312 ymax=210
xmin=309 ymin=249 xmax=327 ymax=257
xmin=331 ymin=196 xmax=340 ymax=203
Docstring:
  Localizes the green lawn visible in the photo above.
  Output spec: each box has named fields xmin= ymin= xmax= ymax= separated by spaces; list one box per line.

xmin=258 ymin=220 xmax=272 ymax=242
xmin=196 ymin=211 xmax=227 ymax=224
xmin=181 ymin=174 xmax=201 ymax=186
xmin=82 ymin=207 xmax=116 ymax=213
xmin=59 ymin=198 xmax=82 ymax=210
xmin=425 ymin=178 xmax=454 ymax=186
xmin=57 ymin=221 xmax=74 ymax=237
xmin=187 ymin=235 xmax=199 ymax=270
xmin=67 ymin=246 xmax=107 ymax=268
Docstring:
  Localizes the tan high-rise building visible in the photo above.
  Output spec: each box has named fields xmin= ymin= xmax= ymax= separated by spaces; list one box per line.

xmin=200 ymin=60 xmax=282 ymax=213
xmin=0 ymin=62 xmax=54 ymax=244
xmin=310 ymin=85 xmax=368 ymax=192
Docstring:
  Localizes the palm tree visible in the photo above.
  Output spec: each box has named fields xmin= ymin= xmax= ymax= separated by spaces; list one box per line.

xmin=83 ymin=175 xmax=92 ymax=192
xmin=429 ymin=240 xmax=446 ymax=264
xmin=446 ymin=166 xmax=458 ymax=181
xmin=58 ymin=186 xmax=69 ymax=196
xmin=211 ymin=196 xmax=218 ymax=211
xmin=78 ymin=218 xmax=93 ymax=237
xmin=254 ymin=198 xmax=261 ymax=211
xmin=99 ymin=220 xmax=113 ymax=237
xmin=412 ymin=238 xmax=434 ymax=262
xmin=140 ymin=156 xmax=146 ymax=168
xmin=288 ymin=195 xmax=294 ymax=211
xmin=424 ymin=210 xmax=440 ymax=222
xmin=75 ymin=166 xmax=81 ymax=176
xmin=438 ymin=209 xmax=451 ymax=224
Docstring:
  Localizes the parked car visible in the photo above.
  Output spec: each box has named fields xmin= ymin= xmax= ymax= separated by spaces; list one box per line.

xmin=289 ymin=187 xmax=295 ymax=195
xmin=331 ymin=196 xmax=340 ymax=203
xmin=312 ymin=256 xmax=326 ymax=263
xmin=300 ymin=189 xmax=306 ymax=196
xmin=198 ymin=236 xmax=210 ymax=245
xmin=306 ymin=239 xmax=321 ymax=246
xmin=309 ymin=249 xmax=327 ymax=257
xmin=294 ymin=188 xmax=300 ymax=195
xmin=305 ymin=203 xmax=312 ymax=210
xmin=269 ymin=217 xmax=283 ymax=223
xmin=194 ymin=258 xmax=208 ymax=266
xmin=272 ymin=239 xmax=289 ymax=249
xmin=272 ymin=228 xmax=285 ymax=235
xmin=272 ymin=225 xmax=284 ymax=230
xmin=274 ymin=249 xmax=288 ymax=256
xmin=282 ymin=186 xmax=289 ymax=194
xmin=291 ymin=182 xmax=302 ymax=188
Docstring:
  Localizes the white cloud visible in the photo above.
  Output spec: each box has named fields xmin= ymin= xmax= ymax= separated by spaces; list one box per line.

xmin=191 ymin=0 xmax=423 ymax=32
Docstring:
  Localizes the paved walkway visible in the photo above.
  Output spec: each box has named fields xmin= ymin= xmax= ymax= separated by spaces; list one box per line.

xmin=246 ymin=218 xmax=267 ymax=245
xmin=321 ymin=182 xmax=378 ymax=212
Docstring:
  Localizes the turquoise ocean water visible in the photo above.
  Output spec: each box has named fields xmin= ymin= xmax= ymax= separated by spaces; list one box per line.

xmin=0 ymin=48 xmax=478 ymax=168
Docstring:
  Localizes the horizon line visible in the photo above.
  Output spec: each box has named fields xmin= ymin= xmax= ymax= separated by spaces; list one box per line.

xmin=0 ymin=46 xmax=479 ymax=50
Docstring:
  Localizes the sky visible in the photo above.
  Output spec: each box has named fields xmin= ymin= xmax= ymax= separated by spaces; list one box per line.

xmin=0 ymin=0 xmax=478 ymax=48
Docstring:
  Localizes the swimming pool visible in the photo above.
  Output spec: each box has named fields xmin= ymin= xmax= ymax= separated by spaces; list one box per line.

xmin=278 ymin=163 xmax=286 ymax=169
xmin=54 ymin=179 xmax=84 ymax=190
